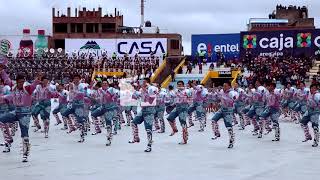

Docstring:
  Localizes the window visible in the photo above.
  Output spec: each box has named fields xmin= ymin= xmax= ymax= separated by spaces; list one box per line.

xmin=77 ymin=24 xmax=83 ymax=33
xmin=86 ymin=24 xmax=94 ymax=33
xmin=86 ymin=23 xmax=99 ymax=33
xmin=54 ymin=23 xmax=67 ymax=33
xmin=71 ymin=24 xmax=76 ymax=33
xmin=170 ymin=39 xmax=180 ymax=50
xmin=102 ymin=23 xmax=116 ymax=33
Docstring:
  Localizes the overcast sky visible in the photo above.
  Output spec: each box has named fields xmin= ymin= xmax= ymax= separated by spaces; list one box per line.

xmin=0 ymin=0 xmax=319 ymax=54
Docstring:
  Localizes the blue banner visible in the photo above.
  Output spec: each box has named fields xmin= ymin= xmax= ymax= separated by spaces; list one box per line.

xmin=240 ymin=29 xmax=320 ymax=58
xmin=191 ymin=33 xmax=240 ymax=62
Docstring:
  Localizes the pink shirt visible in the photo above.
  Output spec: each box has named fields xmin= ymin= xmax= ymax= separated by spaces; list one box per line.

xmin=10 ymin=82 xmax=40 ymax=107
xmin=266 ymin=92 xmax=281 ymax=109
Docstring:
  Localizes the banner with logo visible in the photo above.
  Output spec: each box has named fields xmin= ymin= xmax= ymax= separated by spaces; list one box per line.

xmin=191 ymin=33 xmax=240 ymax=62
xmin=0 ymin=35 xmax=49 ymax=57
xmin=240 ymin=29 xmax=320 ymax=58
xmin=65 ymin=38 xmax=167 ymax=58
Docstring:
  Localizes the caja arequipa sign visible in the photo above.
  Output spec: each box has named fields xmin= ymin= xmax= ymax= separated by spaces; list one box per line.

xmin=240 ymin=29 xmax=320 ymax=58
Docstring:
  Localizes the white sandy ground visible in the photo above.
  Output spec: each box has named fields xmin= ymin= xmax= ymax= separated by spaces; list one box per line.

xmin=0 ymin=103 xmax=319 ymax=180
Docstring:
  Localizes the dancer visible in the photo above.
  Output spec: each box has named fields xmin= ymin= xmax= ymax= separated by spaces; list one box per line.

xmin=0 ymin=78 xmax=12 ymax=148
xmin=129 ymin=78 xmax=157 ymax=152
xmin=33 ymin=76 xmax=56 ymax=138
xmin=154 ymin=87 xmax=167 ymax=133
xmin=52 ymin=83 xmax=69 ymax=130
xmin=91 ymin=80 xmax=117 ymax=146
xmin=210 ymin=82 xmax=237 ymax=148
xmin=0 ymin=68 xmax=41 ymax=162
xmin=233 ymin=83 xmax=247 ymax=130
xmin=61 ymin=74 xmax=87 ymax=143
xmin=300 ymin=84 xmax=320 ymax=147
xmin=292 ymin=82 xmax=309 ymax=124
xmin=246 ymin=81 xmax=267 ymax=137
xmin=167 ymin=81 xmax=192 ymax=145
xmin=88 ymin=82 xmax=102 ymax=135
xmin=165 ymin=85 xmax=176 ymax=115
xmin=187 ymin=84 xmax=208 ymax=132
xmin=260 ymin=83 xmax=281 ymax=141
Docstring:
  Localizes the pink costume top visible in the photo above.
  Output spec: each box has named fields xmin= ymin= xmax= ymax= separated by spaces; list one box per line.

xmin=174 ymin=88 xmax=192 ymax=105
xmin=266 ymin=91 xmax=281 ymax=110
xmin=140 ymin=85 xmax=157 ymax=107
xmin=98 ymin=87 xmax=116 ymax=105
xmin=216 ymin=90 xmax=235 ymax=109
xmin=69 ymin=83 xmax=85 ymax=104
xmin=295 ymin=89 xmax=309 ymax=105
xmin=57 ymin=90 xmax=68 ymax=105
xmin=156 ymin=91 xmax=167 ymax=106
xmin=193 ymin=86 xmax=207 ymax=103
xmin=1 ymin=71 xmax=40 ymax=107
xmin=307 ymin=93 xmax=320 ymax=114
xmin=36 ymin=85 xmax=55 ymax=101
xmin=252 ymin=89 xmax=265 ymax=107
xmin=89 ymin=89 xmax=101 ymax=105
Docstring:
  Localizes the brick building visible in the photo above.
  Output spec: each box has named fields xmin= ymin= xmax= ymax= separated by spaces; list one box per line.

xmin=51 ymin=7 xmax=182 ymax=56
xmin=248 ymin=5 xmax=315 ymax=31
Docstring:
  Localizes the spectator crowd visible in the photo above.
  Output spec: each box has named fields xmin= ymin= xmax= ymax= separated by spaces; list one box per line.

xmin=5 ymin=53 xmax=161 ymax=83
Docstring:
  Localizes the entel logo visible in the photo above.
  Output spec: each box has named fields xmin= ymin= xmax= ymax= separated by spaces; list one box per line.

xmin=246 ymin=33 xmax=320 ymax=51
xmin=118 ymin=41 xmax=166 ymax=55
xmin=197 ymin=43 xmax=239 ymax=54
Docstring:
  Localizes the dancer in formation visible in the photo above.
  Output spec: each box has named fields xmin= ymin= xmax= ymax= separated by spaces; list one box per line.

xmin=33 ymin=76 xmax=56 ymax=138
xmin=300 ymin=84 xmax=320 ymax=147
xmin=210 ymin=82 xmax=236 ymax=148
xmin=246 ymin=81 xmax=267 ymax=138
xmin=88 ymin=81 xmax=102 ymax=135
xmin=154 ymin=86 xmax=167 ymax=133
xmin=0 ymin=78 xmax=12 ymax=148
xmin=187 ymin=84 xmax=208 ymax=131
xmin=233 ymin=83 xmax=247 ymax=130
xmin=91 ymin=80 xmax=117 ymax=146
xmin=260 ymin=83 xmax=281 ymax=141
xmin=61 ymin=74 xmax=87 ymax=143
xmin=165 ymin=85 xmax=176 ymax=115
xmin=167 ymin=81 xmax=192 ymax=145
xmin=292 ymin=82 xmax=309 ymax=124
xmin=52 ymin=83 xmax=69 ymax=130
xmin=0 ymin=65 xmax=41 ymax=162
xmin=129 ymin=78 xmax=157 ymax=152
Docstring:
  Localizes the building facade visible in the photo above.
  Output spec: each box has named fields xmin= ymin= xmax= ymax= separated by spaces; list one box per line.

xmin=248 ymin=5 xmax=315 ymax=31
xmin=51 ymin=7 xmax=182 ymax=56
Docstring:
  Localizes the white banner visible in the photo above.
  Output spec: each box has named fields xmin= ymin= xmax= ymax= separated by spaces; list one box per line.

xmin=65 ymin=38 xmax=167 ymax=58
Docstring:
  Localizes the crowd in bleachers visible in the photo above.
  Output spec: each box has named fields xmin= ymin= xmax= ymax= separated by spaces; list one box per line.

xmin=189 ymin=52 xmax=319 ymax=87
xmin=6 ymin=58 xmax=94 ymax=83
xmin=239 ymin=56 xmax=316 ymax=86
xmin=5 ymin=54 xmax=161 ymax=83
xmin=94 ymin=54 xmax=161 ymax=79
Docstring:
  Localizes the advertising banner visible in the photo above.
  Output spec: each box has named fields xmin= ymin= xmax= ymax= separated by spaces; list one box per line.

xmin=191 ymin=33 xmax=240 ymax=62
xmin=65 ymin=38 xmax=167 ymax=58
xmin=240 ymin=29 xmax=320 ymax=58
xmin=0 ymin=35 xmax=49 ymax=57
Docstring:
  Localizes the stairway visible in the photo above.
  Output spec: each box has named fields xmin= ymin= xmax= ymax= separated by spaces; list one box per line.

xmin=152 ymin=56 xmax=184 ymax=85
xmin=309 ymin=60 xmax=320 ymax=80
